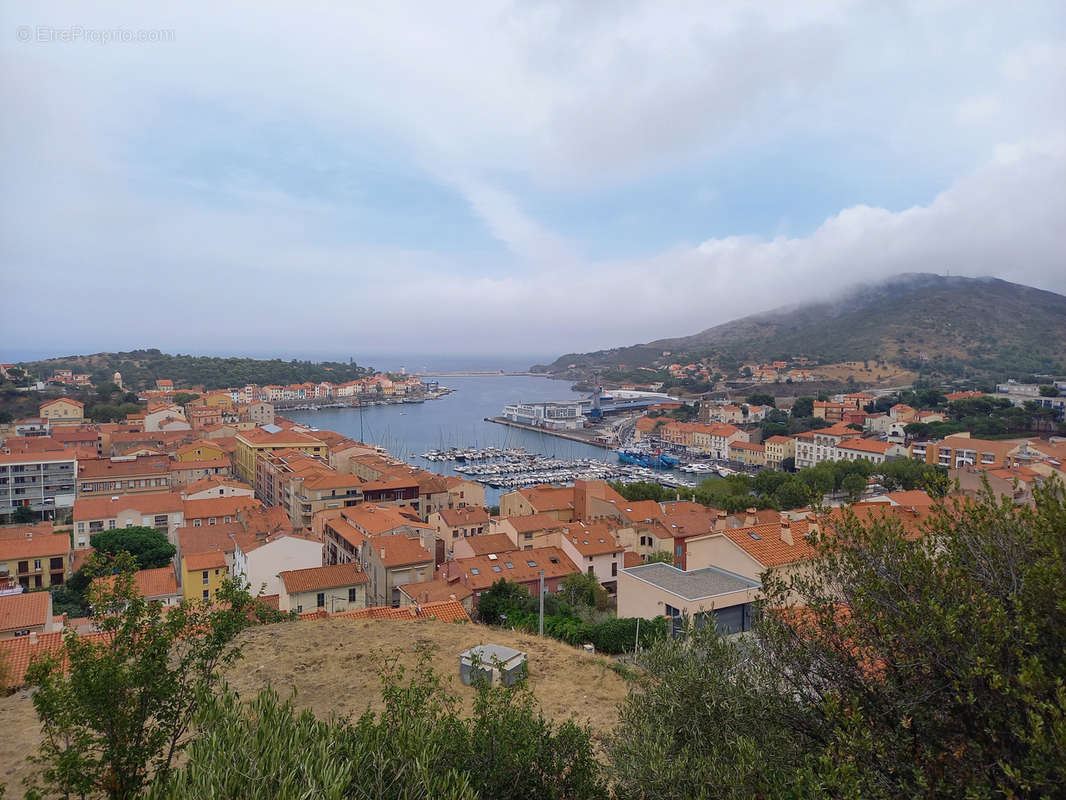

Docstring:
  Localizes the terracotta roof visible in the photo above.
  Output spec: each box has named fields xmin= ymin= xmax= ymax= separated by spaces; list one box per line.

xmin=441 ymin=546 xmax=578 ymax=592
xmin=881 ymin=490 xmax=936 ymax=507
xmin=40 ymin=398 xmax=84 ymax=409
xmin=0 ymin=532 xmax=70 ymax=561
xmin=373 ymin=534 xmax=433 ymax=567
xmin=622 ymin=551 xmax=644 ymax=568
xmin=518 ymin=485 xmax=574 ymax=512
xmin=563 ymin=521 xmax=624 ymax=556
xmin=182 ymin=475 xmax=252 ymax=495
xmin=764 ymin=435 xmax=795 ymax=445
xmin=280 ymin=563 xmax=367 ymax=594
xmin=396 ymin=578 xmax=473 ymax=604
xmin=177 ymin=523 xmax=240 ymax=557
xmin=170 ymin=458 xmax=232 ymax=472
xmin=719 ymin=518 xmax=818 ymax=567
xmin=74 ymin=492 xmax=185 ymax=521
xmin=437 ymin=506 xmax=491 ymax=527
xmin=338 ymin=504 xmax=432 ymax=537
xmin=836 ymin=438 xmax=894 ymax=454
xmin=499 ymin=513 xmax=568 ymax=534
xmin=184 ymin=551 xmax=227 ymax=571
xmin=0 ymin=591 xmax=51 ymax=632
xmin=729 ymin=441 xmax=766 ymax=452
xmin=0 ymin=450 xmax=79 ymax=465
xmin=0 ymin=523 xmax=55 ymax=541
xmin=130 ymin=566 xmax=179 ymax=598
xmin=456 ymin=533 xmax=517 ymax=556
xmin=237 ymin=428 xmax=324 ymax=446
xmin=615 ymin=500 xmax=664 ymax=522
xmin=316 ymin=599 xmax=470 ymax=623
xmin=78 ymin=456 xmax=171 ymax=479
xmin=183 ymin=496 xmax=260 ymax=521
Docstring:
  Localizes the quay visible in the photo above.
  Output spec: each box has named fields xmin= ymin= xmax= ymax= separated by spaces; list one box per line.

xmin=485 ymin=416 xmax=613 ymax=448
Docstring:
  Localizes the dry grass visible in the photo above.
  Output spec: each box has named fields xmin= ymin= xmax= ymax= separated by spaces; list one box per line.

xmin=0 ymin=618 xmax=630 ymax=797
xmin=813 ymin=361 xmax=917 ymax=387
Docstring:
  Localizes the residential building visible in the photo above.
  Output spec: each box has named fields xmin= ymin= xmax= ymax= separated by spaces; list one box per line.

xmin=0 ymin=592 xmax=57 ymax=640
xmin=812 ymin=401 xmax=846 ymax=422
xmin=499 ymin=485 xmax=574 ymax=521
xmin=617 ymin=562 xmax=761 ymax=635
xmin=279 ymin=562 xmax=369 ymax=613
xmin=429 ymin=506 xmax=490 ymax=544
xmin=97 ymin=566 xmax=181 ymax=606
xmin=74 ymin=493 xmax=186 ymax=546
xmin=0 ymin=526 xmax=71 ymax=590
xmin=763 ymin=435 xmax=796 ymax=469
xmin=435 ymin=546 xmax=579 ymax=609
xmin=396 ymin=578 xmax=474 ymax=613
xmin=919 ymin=433 xmax=1025 ymax=470
xmin=794 ymin=423 xmax=860 ymax=469
xmin=180 ymin=475 xmax=255 ymax=501
xmin=690 ymin=423 xmax=747 ymax=459
xmin=233 ymin=425 xmax=327 ymax=488
xmin=0 ymin=451 xmax=78 ymax=520
xmin=492 ymin=513 xmax=570 ymax=551
xmin=728 ymin=441 xmax=766 ymax=466
xmin=182 ymin=551 xmax=228 ymax=602
xmin=169 ymin=458 xmax=233 ymax=486
xmin=363 ymin=533 xmax=435 ymax=607
xmin=559 ymin=521 xmax=624 ymax=590
xmin=39 ymin=398 xmax=84 ymax=426
xmin=319 ymin=504 xmax=435 ymax=568
xmin=834 ymin=438 xmax=908 ymax=464
xmin=183 ymin=495 xmax=260 ymax=529
xmin=231 ymin=527 xmax=322 ymax=598
xmin=443 ymin=476 xmax=486 ymax=510
xmin=77 ymin=455 xmax=171 ymax=497
xmin=174 ymin=440 xmax=229 ymax=462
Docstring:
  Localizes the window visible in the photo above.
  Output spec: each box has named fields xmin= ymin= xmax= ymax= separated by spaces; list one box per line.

xmin=348 ymin=587 xmax=357 ymax=602
xmin=611 ymin=562 xmax=618 ymax=577
xmin=208 ymin=517 xmax=216 ymax=525
xmin=193 ymin=519 xmax=202 ymax=527
xmin=492 ymin=565 xmax=502 ymax=573
xmin=108 ymin=520 xmax=116 ymax=530
xmin=317 ymin=592 xmax=325 ymax=608
xmin=297 ymin=604 xmax=303 ymax=613
xmin=202 ymin=589 xmax=209 ymax=601
xmin=504 ymin=562 xmax=514 ymax=569
xmin=587 ymin=566 xmax=594 ymax=576
xmin=33 ymin=559 xmax=41 ymax=571
xmin=77 ymin=522 xmax=84 ymax=533
xmin=676 ymin=545 xmax=683 ymax=557
xmin=202 ymin=571 xmax=209 ymax=585
xmin=527 ymin=560 xmax=536 ymax=567
xmin=470 ymin=568 xmax=480 ymax=575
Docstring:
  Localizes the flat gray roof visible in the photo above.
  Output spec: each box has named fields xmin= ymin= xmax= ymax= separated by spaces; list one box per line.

xmin=622 ymin=562 xmax=760 ymax=601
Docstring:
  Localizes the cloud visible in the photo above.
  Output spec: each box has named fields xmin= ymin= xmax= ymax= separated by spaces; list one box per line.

xmin=0 ymin=1 xmax=1064 ymax=360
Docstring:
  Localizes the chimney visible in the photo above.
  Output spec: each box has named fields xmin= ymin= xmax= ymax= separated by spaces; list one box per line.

xmin=780 ymin=519 xmax=794 ymax=546
xmin=29 ymin=630 xmax=38 ymax=645
xmin=380 ymin=547 xmax=386 ymax=560
xmin=745 ymin=507 xmax=757 ymax=527
xmin=715 ymin=511 xmax=728 ymax=531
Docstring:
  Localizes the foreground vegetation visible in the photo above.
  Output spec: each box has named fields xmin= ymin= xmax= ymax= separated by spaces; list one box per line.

xmin=9 ymin=485 xmax=1063 ymax=798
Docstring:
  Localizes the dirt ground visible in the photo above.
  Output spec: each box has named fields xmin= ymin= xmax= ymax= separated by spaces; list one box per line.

xmin=813 ymin=361 xmax=917 ymax=387
xmin=0 ymin=618 xmax=629 ymax=796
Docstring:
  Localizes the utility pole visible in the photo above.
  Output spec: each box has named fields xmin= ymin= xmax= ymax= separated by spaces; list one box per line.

xmin=634 ymin=616 xmax=640 ymax=653
xmin=538 ymin=569 xmax=545 ymax=636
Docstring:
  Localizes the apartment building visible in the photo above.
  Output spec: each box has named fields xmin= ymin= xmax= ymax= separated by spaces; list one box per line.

xmin=278 ymin=563 xmax=368 ymax=613
xmin=233 ymin=425 xmax=327 ymax=488
xmin=77 ymin=455 xmax=172 ymax=497
xmin=73 ymin=493 xmax=186 ymax=546
xmin=0 ymin=451 xmax=78 ymax=519
xmin=0 ymin=525 xmax=71 ymax=590
xmin=763 ymin=435 xmax=796 ymax=469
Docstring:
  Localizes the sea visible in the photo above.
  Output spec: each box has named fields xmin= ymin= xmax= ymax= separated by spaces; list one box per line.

xmin=283 ymin=374 xmax=618 ymax=505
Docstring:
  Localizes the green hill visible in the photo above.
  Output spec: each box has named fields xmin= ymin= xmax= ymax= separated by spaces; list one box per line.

xmin=535 ymin=274 xmax=1066 ymax=382
xmin=15 ymin=349 xmax=375 ymax=392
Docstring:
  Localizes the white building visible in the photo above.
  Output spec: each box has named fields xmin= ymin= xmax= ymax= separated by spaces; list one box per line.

xmin=231 ymin=532 xmax=323 ymax=597
xmin=501 ymin=401 xmax=587 ymax=431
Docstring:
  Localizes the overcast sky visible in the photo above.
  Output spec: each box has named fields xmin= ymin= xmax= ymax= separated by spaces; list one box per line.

xmin=2 ymin=1 xmax=1064 ymax=363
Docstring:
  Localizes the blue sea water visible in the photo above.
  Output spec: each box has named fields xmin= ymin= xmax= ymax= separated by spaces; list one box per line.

xmin=283 ymin=375 xmax=616 ymax=505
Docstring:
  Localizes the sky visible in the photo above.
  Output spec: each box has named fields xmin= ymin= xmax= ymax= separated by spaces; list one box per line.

xmin=1 ymin=1 xmax=1065 ymax=364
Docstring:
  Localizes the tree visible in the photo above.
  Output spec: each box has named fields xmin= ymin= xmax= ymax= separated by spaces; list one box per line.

xmin=644 ymin=551 xmax=675 ymax=564
xmin=840 ymin=472 xmax=867 ymax=501
xmin=746 ymin=392 xmax=776 ymax=408
xmin=609 ymin=482 xmax=1066 ymax=799
xmin=1039 ymin=384 xmax=1060 ymax=397
xmin=559 ymin=572 xmax=611 ymax=611
xmin=90 ymin=526 xmax=176 ymax=570
xmin=25 ymin=555 xmax=257 ymax=799
xmin=779 ymin=456 xmax=796 ymax=473
xmin=772 ymin=478 xmax=809 ymax=510
xmin=12 ymin=505 xmax=35 ymax=524
xmin=791 ymin=397 xmax=814 ymax=418
xmin=476 ymin=579 xmax=533 ymax=625
xmin=173 ymin=392 xmax=200 ymax=405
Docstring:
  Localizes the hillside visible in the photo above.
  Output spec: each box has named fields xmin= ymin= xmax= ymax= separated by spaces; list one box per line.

xmin=0 ymin=617 xmax=629 ymax=797
xmin=536 ymin=274 xmax=1066 ymax=382
xmin=13 ymin=349 xmax=375 ymax=392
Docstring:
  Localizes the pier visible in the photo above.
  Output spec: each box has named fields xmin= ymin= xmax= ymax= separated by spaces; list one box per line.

xmin=485 ymin=416 xmax=614 ymax=448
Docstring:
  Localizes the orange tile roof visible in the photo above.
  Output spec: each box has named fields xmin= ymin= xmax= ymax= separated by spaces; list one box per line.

xmin=564 ymin=521 xmax=623 ymax=556
xmin=443 ymin=546 xmax=578 ymax=591
xmin=183 ymin=496 xmax=260 ymax=520
xmin=373 ymin=534 xmax=433 ymax=567
xmin=73 ymin=492 xmax=185 ymax=521
xmin=0 ymin=532 xmax=70 ymax=561
xmin=184 ymin=551 xmax=227 ymax=571
xmin=131 ymin=566 xmax=179 ymax=598
xmin=836 ymin=438 xmax=894 ymax=455
xmin=78 ymin=455 xmax=171 ymax=479
xmin=764 ymin=435 xmax=795 ymax=445
xmin=0 ymin=591 xmax=51 ymax=633
xmin=337 ymin=504 xmax=432 ymax=536
xmin=322 ymin=599 xmax=470 ymax=623
xmin=177 ymin=524 xmax=240 ymax=557
xmin=456 ymin=533 xmax=516 ymax=556
xmin=718 ymin=518 xmax=818 ymax=567
xmin=518 ymin=485 xmax=574 ymax=512
xmin=437 ymin=506 xmax=491 ymax=527
xmin=182 ymin=475 xmax=252 ymax=495
xmin=0 ymin=450 xmax=79 ymax=465
xmin=40 ymin=398 xmax=84 ymax=409
xmin=615 ymin=500 xmax=664 ymax=522
xmin=499 ymin=513 xmax=569 ymax=534
xmin=396 ymin=578 xmax=473 ymax=604
xmin=622 ymin=551 xmax=644 ymax=569
xmin=170 ymin=458 xmax=232 ymax=471
xmin=280 ymin=563 xmax=367 ymax=594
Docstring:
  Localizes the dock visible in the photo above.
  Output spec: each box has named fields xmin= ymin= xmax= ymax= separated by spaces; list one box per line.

xmin=485 ymin=416 xmax=613 ymax=448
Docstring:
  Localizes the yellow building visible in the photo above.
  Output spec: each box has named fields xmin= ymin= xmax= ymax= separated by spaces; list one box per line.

xmin=0 ymin=528 xmax=71 ymax=590
xmin=764 ymin=435 xmax=797 ymax=470
xmin=174 ymin=440 xmax=228 ymax=462
xmin=233 ymin=426 xmax=327 ymax=488
xmin=182 ymin=551 xmax=228 ymax=603
xmin=39 ymin=398 xmax=85 ymax=425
